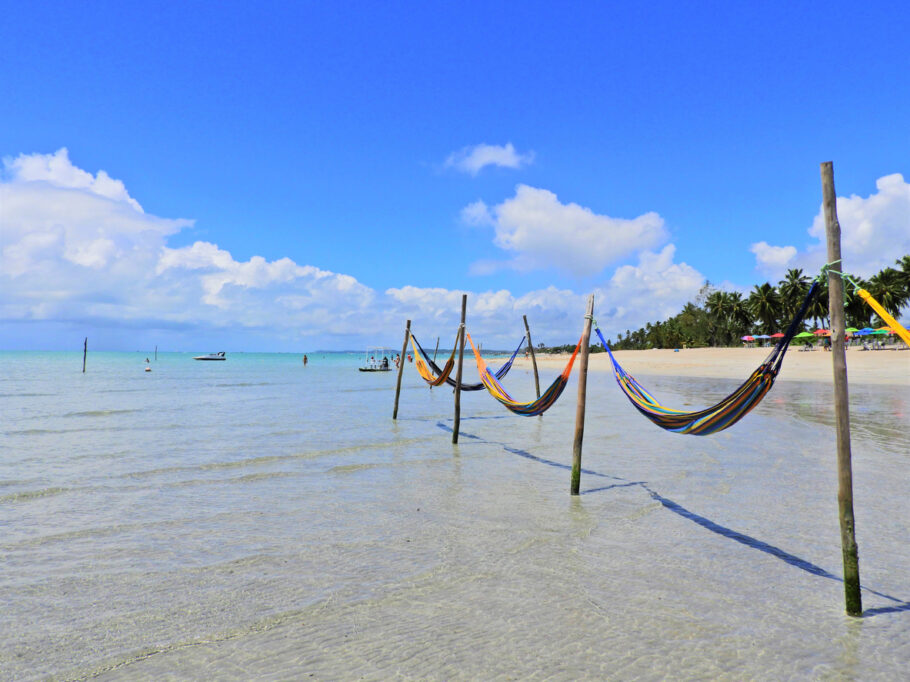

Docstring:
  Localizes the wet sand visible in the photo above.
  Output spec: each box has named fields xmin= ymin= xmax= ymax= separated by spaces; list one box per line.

xmin=524 ymin=345 xmax=910 ymax=386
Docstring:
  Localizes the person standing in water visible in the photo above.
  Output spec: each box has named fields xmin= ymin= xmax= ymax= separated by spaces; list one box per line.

xmin=303 ymin=354 xmax=308 ymax=366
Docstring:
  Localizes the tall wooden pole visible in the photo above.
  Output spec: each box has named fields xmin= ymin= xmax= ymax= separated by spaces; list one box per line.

xmin=452 ymin=294 xmax=467 ymax=444
xmin=570 ymin=295 xmax=595 ymax=495
xmin=82 ymin=338 xmax=87 ymax=373
xmin=393 ymin=320 xmax=411 ymax=420
xmin=821 ymin=161 xmax=862 ymax=617
xmin=433 ymin=336 xmax=440 ymax=362
xmin=523 ymin=314 xmax=541 ymax=399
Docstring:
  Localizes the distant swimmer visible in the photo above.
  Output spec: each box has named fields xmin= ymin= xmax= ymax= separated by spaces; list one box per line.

xmin=303 ymin=354 xmax=308 ymax=366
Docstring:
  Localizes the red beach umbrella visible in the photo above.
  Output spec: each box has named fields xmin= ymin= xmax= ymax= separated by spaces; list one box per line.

xmin=769 ymin=332 xmax=785 ymax=338
xmin=741 ymin=335 xmax=754 ymax=341
xmin=813 ymin=329 xmax=831 ymax=336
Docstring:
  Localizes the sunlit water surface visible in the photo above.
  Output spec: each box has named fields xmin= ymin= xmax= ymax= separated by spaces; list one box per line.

xmin=1 ymin=351 xmax=908 ymax=680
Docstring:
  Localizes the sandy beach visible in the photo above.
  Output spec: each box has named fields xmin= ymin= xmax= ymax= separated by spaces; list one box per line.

xmin=524 ymin=345 xmax=910 ymax=386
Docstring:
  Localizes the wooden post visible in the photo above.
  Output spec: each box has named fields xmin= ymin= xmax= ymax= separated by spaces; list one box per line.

xmin=570 ymin=295 xmax=595 ymax=495
xmin=393 ymin=320 xmax=411 ymax=420
xmin=821 ymin=162 xmax=862 ymax=616
xmin=452 ymin=294 xmax=467 ymax=444
xmin=433 ymin=336 xmax=440 ymax=362
xmin=82 ymin=337 xmax=87 ymax=373
xmin=523 ymin=314 xmax=541 ymax=399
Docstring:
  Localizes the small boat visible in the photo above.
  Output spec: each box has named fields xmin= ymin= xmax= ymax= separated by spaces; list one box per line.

xmin=359 ymin=347 xmax=392 ymax=372
xmin=193 ymin=351 xmax=226 ymax=361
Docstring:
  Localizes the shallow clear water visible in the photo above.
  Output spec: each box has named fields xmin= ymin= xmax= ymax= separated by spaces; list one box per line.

xmin=1 ymin=351 xmax=908 ymax=680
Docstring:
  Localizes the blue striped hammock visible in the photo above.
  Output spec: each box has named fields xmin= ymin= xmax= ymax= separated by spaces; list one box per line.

xmin=598 ymin=282 xmax=818 ymax=435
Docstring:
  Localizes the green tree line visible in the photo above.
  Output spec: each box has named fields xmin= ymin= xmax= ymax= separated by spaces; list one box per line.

xmin=605 ymin=256 xmax=910 ymax=350
xmin=539 ymin=256 xmax=910 ymax=353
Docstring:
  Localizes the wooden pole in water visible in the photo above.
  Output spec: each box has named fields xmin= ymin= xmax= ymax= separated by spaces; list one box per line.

xmin=452 ymin=294 xmax=467 ymax=444
xmin=570 ymin=295 xmax=595 ymax=495
xmin=433 ymin=336 xmax=439 ymax=362
xmin=82 ymin=337 xmax=87 ymax=373
xmin=523 ymin=314 xmax=541 ymax=399
xmin=393 ymin=319 xmax=411 ymax=420
xmin=821 ymin=161 xmax=862 ymax=617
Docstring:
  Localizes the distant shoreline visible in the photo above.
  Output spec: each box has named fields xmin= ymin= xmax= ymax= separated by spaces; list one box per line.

xmin=520 ymin=345 xmax=910 ymax=386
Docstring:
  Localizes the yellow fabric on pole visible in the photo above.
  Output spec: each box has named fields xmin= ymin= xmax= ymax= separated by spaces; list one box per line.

xmin=857 ymin=289 xmax=910 ymax=346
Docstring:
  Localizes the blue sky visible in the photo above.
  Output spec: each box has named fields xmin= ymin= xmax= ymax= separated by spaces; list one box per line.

xmin=2 ymin=1 xmax=908 ymax=351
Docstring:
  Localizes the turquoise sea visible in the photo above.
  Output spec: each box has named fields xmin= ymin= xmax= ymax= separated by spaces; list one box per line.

xmin=1 ymin=350 xmax=909 ymax=680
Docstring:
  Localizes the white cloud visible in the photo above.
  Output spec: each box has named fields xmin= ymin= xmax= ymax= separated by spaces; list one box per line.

xmin=595 ymin=244 xmax=705 ymax=333
xmin=467 ymin=184 xmax=667 ymax=277
xmin=0 ymin=150 xmax=375 ymax=338
xmin=386 ymin=246 xmax=705 ymax=346
xmin=445 ymin=142 xmax=534 ymax=176
xmin=750 ymin=173 xmax=910 ymax=279
xmin=750 ymin=241 xmax=797 ymax=274
xmin=460 ymin=200 xmax=493 ymax=226
xmin=4 ymin=147 xmax=143 ymax=211
xmin=0 ymin=149 xmax=706 ymax=350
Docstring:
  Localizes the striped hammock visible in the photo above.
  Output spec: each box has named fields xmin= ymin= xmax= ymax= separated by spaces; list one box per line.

xmin=598 ymin=281 xmax=818 ymax=435
xmin=411 ymin=333 xmax=525 ymax=391
xmin=467 ymin=332 xmax=581 ymax=416
xmin=410 ymin=333 xmax=457 ymax=386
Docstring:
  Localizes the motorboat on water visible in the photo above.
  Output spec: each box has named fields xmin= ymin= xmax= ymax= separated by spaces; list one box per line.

xmin=359 ymin=347 xmax=392 ymax=372
xmin=193 ymin=351 xmax=226 ymax=361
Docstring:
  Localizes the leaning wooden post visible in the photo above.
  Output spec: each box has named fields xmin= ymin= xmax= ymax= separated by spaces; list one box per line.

xmin=392 ymin=320 xmax=411 ymax=420
xmin=821 ymin=161 xmax=862 ymax=617
xmin=523 ymin=314 xmax=541 ymax=399
xmin=570 ymin=295 xmax=595 ymax=495
xmin=82 ymin=337 xmax=87 ymax=373
xmin=452 ymin=294 xmax=467 ymax=444
xmin=433 ymin=336 xmax=440 ymax=362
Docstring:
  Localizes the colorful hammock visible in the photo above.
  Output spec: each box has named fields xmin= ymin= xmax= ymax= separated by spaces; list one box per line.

xmin=411 ymin=333 xmax=525 ymax=392
xmin=410 ymin=333 xmax=457 ymax=386
xmin=598 ymin=282 xmax=818 ymax=436
xmin=467 ymin=332 xmax=581 ymax=416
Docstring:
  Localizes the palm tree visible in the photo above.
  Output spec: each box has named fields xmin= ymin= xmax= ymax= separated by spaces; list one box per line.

xmin=806 ymin=278 xmax=829 ymax=330
xmin=896 ymin=255 xmax=910 ymax=297
xmin=865 ymin=267 xmax=908 ymax=324
xmin=747 ymin=283 xmax=782 ymax=334
xmin=778 ymin=268 xmax=811 ymax=327
xmin=705 ymin=290 xmax=730 ymax=345
xmin=844 ymin=275 xmax=872 ymax=328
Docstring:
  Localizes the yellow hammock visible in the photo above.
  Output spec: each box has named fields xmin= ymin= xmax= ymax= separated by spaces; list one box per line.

xmin=410 ymin=333 xmax=458 ymax=386
xmin=856 ymin=288 xmax=910 ymax=346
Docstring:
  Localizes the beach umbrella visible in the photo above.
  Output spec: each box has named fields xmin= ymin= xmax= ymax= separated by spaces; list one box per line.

xmin=741 ymin=335 xmax=754 ymax=341
xmin=846 ymin=327 xmax=859 ymax=334
xmin=794 ymin=331 xmax=815 ymax=338
xmin=813 ymin=329 xmax=831 ymax=336
xmin=754 ymin=334 xmax=771 ymax=339
xmin=870 ymin=329 xmax=889 ymax=335
xmin=770 ymin=332 xmax=785 ymax=338
xmin=875 ymin=326 xmax=892 ymax=332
